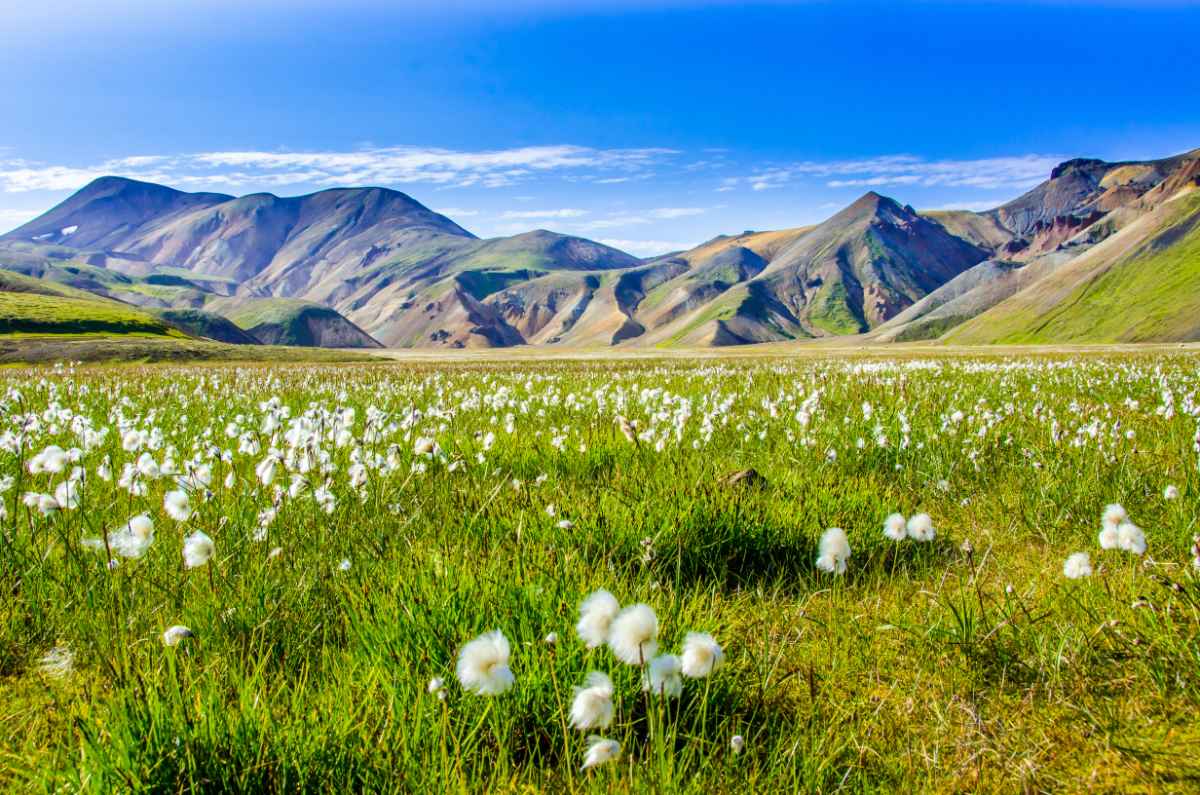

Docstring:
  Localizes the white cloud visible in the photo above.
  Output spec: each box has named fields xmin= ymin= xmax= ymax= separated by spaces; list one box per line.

xmin=432 ymin=207 xmax=479 ymax=217
xmin=648 ymin=207 xmax=705 ymax=219
xmin=0 ymin=144 xmax=677 ymax=194
xmin=598 ymin=238 xmax=695 ymax=257
xmin=499 ymin=208 xmax=589 ymax=219
xmin=736 ymin=154 xmax=1062 ymax=193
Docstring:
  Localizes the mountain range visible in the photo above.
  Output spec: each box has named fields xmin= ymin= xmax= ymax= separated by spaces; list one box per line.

xmin=2 ymin=146 xmax=1198 ymax=348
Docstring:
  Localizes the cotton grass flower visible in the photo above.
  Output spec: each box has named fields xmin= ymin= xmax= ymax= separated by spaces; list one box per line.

xmin=1102 ymin=503 xmax=1128 ymax=527
xmin=428 ymin=677 xmax=446 ymax=700
xmin=1063 ymin=552 xmax=1093 ymax=579
xmin=906 ymin=513 xmax=936 ymax=542
xmin=570 ymin=671 xmax=615 ymax=729
xmin=163 ymin=489 xmax=191 ymax=522
xmin=607 ymin=603 xmax=659 ymax=664
xmin=730 ymin=734 xmax=745 ymax=754
xmin=456 ymin=630 xmax=515 ymax=695
xmin=1164 ymin=484 xmax=1180 ymax=500
xmin=162 ymin=625 xmax=194 ymax=647
xmin=641 ymin=653 xmax=683 ymax=698
xmin=1117 ymin=522 xmax=1146 ymax=555
xmin=576 ymin=589 xmax=621 ymax=649
xmin=815 ymin=527 xmax=851 ymax=574
xmin=680 ymin=631 xmax=724 ymax=678
xmin=82 ymin=513 xmax=155 ymax=559
xmin=883 ymin=513 xmax=907 ymax=541
xmin=581 ymin=735 xmax=620 ymax=771
xmin=182 ymin=530 xmax=215 ymax=569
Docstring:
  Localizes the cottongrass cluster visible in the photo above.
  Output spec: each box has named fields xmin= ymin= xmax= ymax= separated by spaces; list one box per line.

xmin=1097 ymin=504 xmax=1146 ymax=555
xmin=450 ymin=589 xmax=725 ymax=771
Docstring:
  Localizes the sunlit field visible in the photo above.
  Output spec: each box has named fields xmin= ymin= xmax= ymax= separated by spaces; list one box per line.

xmin=2 ymin=353 xmax=1199 ymax=793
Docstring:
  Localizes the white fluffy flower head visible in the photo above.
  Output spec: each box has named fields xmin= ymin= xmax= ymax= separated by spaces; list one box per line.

xmin=883 ymin=513 xmax=907 ymax=541
xmin=607 ymin=603 xmax=659 ymax=664
xmin=680 ymin=631 xmax=724 ymax=678
xmin=182 ymin=530 xmax=215 ymax=569
xmin=162 ymin=625 xmax=194 ymax=647
xmin=1063 ymin=552 xmax=1092 ymax=579
xmin=456 ymin=630 xmax=515 ymax=695
xmin=816 ymin=527 xmax=851 ymax=575
xmin=576 ymin=589 xmax=620 ymax=649
xmin=163 ymin=489 xmax=191 ymax=522
xmin=570 ymin=671 xmax=615 ymax=730
xmin=642 ymin=653 xmax=683 ymax=698
xmin=906 ymin=513 xmax=935 ymax=542
xmin=581 ymin=735 xmax=620 ymax=770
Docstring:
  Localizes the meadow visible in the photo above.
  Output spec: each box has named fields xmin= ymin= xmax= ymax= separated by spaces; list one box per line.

xmin=1 ymin=352 xmax=1199 ymax=793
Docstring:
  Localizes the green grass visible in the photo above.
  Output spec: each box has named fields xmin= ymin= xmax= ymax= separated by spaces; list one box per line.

xmin=0 ymin=292 xmax=182 ymax=337
xmin=808 ymin=281 xmax=864 ymax=335
xmin=217 ymin=298 xmax=325 ymax=329
xmin=2 ymin=353 xmax=1200 ymax=792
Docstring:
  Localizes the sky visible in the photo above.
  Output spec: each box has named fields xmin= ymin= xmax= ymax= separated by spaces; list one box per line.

xmin=2 ymin=0 xmax=1199 ymax=256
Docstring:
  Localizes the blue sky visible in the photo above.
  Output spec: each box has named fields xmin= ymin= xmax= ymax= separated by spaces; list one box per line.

xmin=2 ymin=0 xmax=1199 ymax=255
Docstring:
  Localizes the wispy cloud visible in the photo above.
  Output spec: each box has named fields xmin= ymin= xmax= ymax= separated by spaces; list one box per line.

xmin=729 ymin=154 xmax=1062 ymax=193
xmin=648 ymin=207 xmax=705 ymax=219
xmin=498 ymin=208 xmax=589 ymax=219
xmin=432 ymin=207 xmax=479 ymax=217
xmin=0 ymin=144 xmax=678 ymax=194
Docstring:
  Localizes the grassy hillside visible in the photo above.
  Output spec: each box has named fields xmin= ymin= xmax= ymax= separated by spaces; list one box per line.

xmin=215 ymin=298 xmax=383 ymax=348
xmin=0 ymin=292 xmax=182 ymax=337
xmin=151 ymin=308 xmax=261 ymax=345
xmin=948 ymin=192 xmax=1200 ymax=344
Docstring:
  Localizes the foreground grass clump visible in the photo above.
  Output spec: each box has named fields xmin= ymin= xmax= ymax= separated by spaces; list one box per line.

xmin=1 ymin=353 xmax=1199 ymax=792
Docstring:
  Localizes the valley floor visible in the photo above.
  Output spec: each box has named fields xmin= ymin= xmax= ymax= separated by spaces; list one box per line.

xmin=2 ymin=350 xmax=1199 ymax=792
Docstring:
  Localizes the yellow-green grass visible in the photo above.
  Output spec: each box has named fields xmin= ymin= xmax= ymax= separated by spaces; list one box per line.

xmin=0 ymin=291 xmax=183 ymax=337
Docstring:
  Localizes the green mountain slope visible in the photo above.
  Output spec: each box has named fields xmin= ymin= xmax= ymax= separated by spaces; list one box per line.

xmin=947 ymin=190 xmax=1200 ymax=343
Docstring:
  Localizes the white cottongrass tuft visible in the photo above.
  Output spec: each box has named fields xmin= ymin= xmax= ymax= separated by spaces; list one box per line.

xmin=1102 ymin=503 xmax=1128 ymax=528
xmin=883 ymin=513 xmax=907 ymax=541
xmin=641 ymin=653 xmax=683 ymax=698
xmin=569 ymin=671 xmax=615 ymax=730
xmin=456 ymin=630 xmax=515 ymax=695
xmin=162 ymin=625 xmax=194 ymax=646
xmin=82 ymin=513 xmax=155 ymax=559
xmin=680 ymin=631 xmax=724 ymax=678
xmin=1117 ymin=522 xmax=1146 ymax=555
xmin=815 ymin=527 xmax=851 ymax=575
xmin=906 ymin=513 xmax=936 ymax=542
xmin=730 ymin=734 xmax=745 ymax=754
xmin=607 ymin=603 xmax=659 ymax=664
xmin=1163 ymin=485 xmax=1179 ymax=500
xmin=581 ymin=735 xmax=620 ymax=771
xmin=427 ymin=676 xmax=446 ymax=700
xmin=1098 ymin=524 xmax=1120 ymax=550
xmin=163 ymin=489 xmax=191 ymax=522
xmin=1063 ymin=552 xmax=1093 ymax=579
xmin=576 ymin=589 xmax=620 ymax=648
xmin=182 ymin=530 xmax=215 ymax=569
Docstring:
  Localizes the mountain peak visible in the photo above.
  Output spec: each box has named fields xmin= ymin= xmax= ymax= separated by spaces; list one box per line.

xmin=1049 ymin=158 xmax=1108 ymax=180
xmin=831 ymin=191 xmax=913 ymax=225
